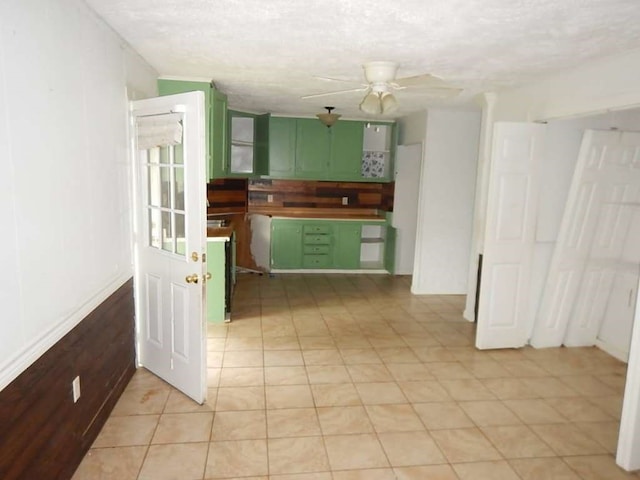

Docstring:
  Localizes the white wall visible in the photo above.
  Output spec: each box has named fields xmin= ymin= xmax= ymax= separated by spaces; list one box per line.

xmin=400 ymin=108 xmax=480 ymax=294
xmin=0 ymin=0 xmax=157 ymax=390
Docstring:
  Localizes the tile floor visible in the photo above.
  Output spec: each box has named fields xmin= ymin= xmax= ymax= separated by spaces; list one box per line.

xmin=73 ymin=273 xmax=639 ymax=479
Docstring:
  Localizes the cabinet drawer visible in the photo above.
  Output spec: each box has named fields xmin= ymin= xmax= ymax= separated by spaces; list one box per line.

xmin=304 ymin=245 xmax=330 ymax=255
xmin=304 ymin=234 xmax=331 ymax=245
xmin=302 ymin=254 xmax=331 ymax=268
xmin=303 ymin=224 xmax=332 ymax=235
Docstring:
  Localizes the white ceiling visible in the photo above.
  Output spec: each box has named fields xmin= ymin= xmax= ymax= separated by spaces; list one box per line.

xmin=86 ymin=0 xmax=640 ymax=119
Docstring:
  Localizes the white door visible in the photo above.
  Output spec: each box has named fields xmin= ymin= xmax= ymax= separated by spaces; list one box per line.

xmin=394 ymin=143 xmax=422 ymax=275
xmin=476 ymin=122 xmax=546 ymax=349
xmin=531 ymin=130 xmax=640 ymax=348
xmin=132 ymin=92 xmax=207 ymax=403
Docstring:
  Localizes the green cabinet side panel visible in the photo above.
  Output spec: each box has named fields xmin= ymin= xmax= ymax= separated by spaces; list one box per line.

xmin=268 ymin=117 xmax=296 ymax=178
xmin=333 ymin=222 xmax=362 ymax=269
xmin=329 ymin=121 xmax=364 ymax=179
xmin=295 ymin=119 xmax=330 ymax=179
xmin=206 ymin=241 xmax=226 ymax=323
xmin=211 ymin=88 xmax=228 ymax=179
xmin=384 ymin=226 xmax=397 ymax=274
xmin=271 ymin=220 xmax=303 ymax=269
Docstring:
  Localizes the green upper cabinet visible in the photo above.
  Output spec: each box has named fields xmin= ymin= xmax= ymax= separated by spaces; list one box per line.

xmin=268 ymin=117 xmax=296 ymax=178
xmin=329 ymin=121 xmax=364 ymax=180
xmin=211 ymin=88 xmax=228 ymax=179
xmin=254 ymin=114 xmax=270 ymax=176
xmin=157 ymin=79 xmax=228 ymax=181
xmin=295 ymin=119 xmax=331 ymax=179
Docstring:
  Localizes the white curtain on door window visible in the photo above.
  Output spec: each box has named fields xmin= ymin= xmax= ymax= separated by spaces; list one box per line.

xmin=136 ymin=113 xmax=183 ymax=150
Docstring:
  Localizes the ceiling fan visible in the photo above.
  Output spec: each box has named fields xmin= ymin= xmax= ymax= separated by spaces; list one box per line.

xmin=302 ymin=61 xmax=461 ymax=115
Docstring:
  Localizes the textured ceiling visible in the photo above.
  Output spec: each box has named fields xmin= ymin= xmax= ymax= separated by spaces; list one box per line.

xmin=86 ymin=0 xmax=640 ymax=119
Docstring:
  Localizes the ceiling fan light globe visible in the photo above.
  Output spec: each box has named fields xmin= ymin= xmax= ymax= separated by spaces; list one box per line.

xmin=380 ymin=92 xmax=398 ymax=114
xmin=360 ymin=92 xmax=381 ymax=115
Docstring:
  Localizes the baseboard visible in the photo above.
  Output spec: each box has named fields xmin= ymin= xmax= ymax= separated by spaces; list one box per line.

xmin=0 ymin=278 xmax=136 ymax=480
xmin=595 ymin=338 xmax=630 ymax=363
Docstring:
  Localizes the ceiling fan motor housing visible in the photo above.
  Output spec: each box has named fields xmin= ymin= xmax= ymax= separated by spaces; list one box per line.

xmin=363 ymin=61 xmax=399 ymax=83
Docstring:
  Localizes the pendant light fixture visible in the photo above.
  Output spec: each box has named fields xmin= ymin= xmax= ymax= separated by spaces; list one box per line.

xmin=316 ymin=106 xmax=341 ymax=128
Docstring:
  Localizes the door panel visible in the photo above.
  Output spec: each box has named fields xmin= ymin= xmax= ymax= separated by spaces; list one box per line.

xmin=533 ymin=130 xmax=640 ymax=348
xmin=476 ymin=122 xmax=546 ymax=349
xmin=132 ymin=92 xmax=207 ymax=403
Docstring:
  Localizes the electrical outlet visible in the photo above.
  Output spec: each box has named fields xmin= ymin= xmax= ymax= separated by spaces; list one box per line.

xmin=72 ymin=376 xmax=81 ymax=403
xmin=342 ymin=196 xmax=349 ymax=205
xmin=267 ymin=194 xmax=273 ymax=203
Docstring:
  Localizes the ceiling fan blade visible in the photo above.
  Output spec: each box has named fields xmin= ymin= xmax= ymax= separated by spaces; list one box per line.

xmin=396 ymin=87 xmax=463 ymax=98
xmin=313 ymin=75 xmax=362 ymax=84
xmin=301 ymin=87 xmax=368 ymax=100
xmin=392 ymin=73 xmax=454 ymax=89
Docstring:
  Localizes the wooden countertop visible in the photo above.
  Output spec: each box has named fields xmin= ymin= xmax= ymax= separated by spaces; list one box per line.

xmin=206 ymin=226 xmax=234 ymax=238
xmin=248 ymin=207 xmax=386 ymax=221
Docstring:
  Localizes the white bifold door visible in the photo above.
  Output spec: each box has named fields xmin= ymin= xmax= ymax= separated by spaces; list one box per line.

xmin=475 ymin=122 xmax=546 ymax=349
xmin=131 ymin=92 xmax=208 ymax=403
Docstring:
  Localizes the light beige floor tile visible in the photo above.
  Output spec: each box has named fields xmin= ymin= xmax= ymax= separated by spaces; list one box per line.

xmin=223 ymin=350 xmax=264 ymax=367
xmin=438 ymin=378 xmax=495 ymax=401
xmin=139 ymin=443 xmax=208 ymax=480
xmin=458 ymin=400 xmax=521 ymax=427
xmin=265 ymin=366 xmax=309 ymax=385
xmin=298 ymin=336 xmax=335 ymax=350
xmin=267 ymin=408 xmax=321 ymax=437
xmin=453 ymin=460 xmax=520 ymax=480
xmin=574 ymin=420 xmax=620 ymax=453
xmin=263 ymin=336 xmax=301 ymax=350
xmin=509 ymin=457 xmax=580 ymax=479
xmin=413 ymin=401 xmax=474 ymax=430
xmin=503 ymin=399 xmax=568 ymax=424
xmin=519 ymin=377 xmax=578 ymax=398
xmin=428 ymin=362 xmax=474 ymax=380
xmin=92 ymin=414 xmax=159 ymax=447
xmin=530 ymin=424 xmax=608 ymax=456
xmin=224 ymin=336 xmax=263 ymax=351
xmin=306 ymin=365 xmax=352 ymax=384
xmin=462 ymin=360 xmax=512 ymax=379
xmin=378 ymin=431 xmax=446 ymax=466
xmin=347 ymin=364 xmax=393 ymax=383
xmin=559 ymin=374 xmax=618 ymax=396
xmin=398 ymin=380 xmax=451 ymax=403
xmin=208 ymin=368 xmax=221 ymax=387
xmin=152 ymin=412 xmax=213 ymax=444
xmin=501 ymin=360 xmax=549 ymax=377
xmin=311 ymin=383 xmax=362 ymax=406
xmin=340 ymin=348 xmax=382 ymax=365
xmin=263 ymin=350 xmax=304 ymax=367
xmin=430 ymin=427 xmax=502 ymax=463
xmin=355 ymin=382 xmax=407 ymax=404
xmin=270 ymin=474 xmax=332 ymax=480
xmin=219 ymin=367 xmax=264 ymax=387
xmin=588 ymin=395 xmax=624 ymax=420
xmin=215 ymin=386 xmax=265 ymax=411
xmin=211 ymin=410 xmax=266 ymax=440
xmin=207 ymin=350 xmax=223 ymax=367
xmin=546 ymin=396 xmax=614 ymax=422
xmin=323 ymin=433 xmax=389 ymax=470
xmin=111 ymin=386 xmax=170 ymax=416
xmin=366 ymin=404 xmax=425 ymax=432
xmin=303 ymin=349 xmax=344 ymax=365
xmin=376 ymin=347 xmax=421 ymax=363
xmin=331 ymin=469 xmax=396 ymax=480
xmin=411 ymin=347 xmax=456 ymax=363
xmin=393 ymin=464 xmax=459 ymax=480
xmin=71 ymin=446 xmax=146 ymax=480
xmin=316 ymin=405 xmax=374 ymax=434
xmin=266 ymin=385 xmax=315 ymax=408
xmin=481 ymin=378 xmax=538 ymax=400
xmin=333 ymin=335 xmax=373 ymax=349
xmin=481 ymin=425 xmax=555 ymax=458
xmin=205 ymin=439 xmax=268 ymax=479
xmin=164 ymin=389 xmax=214 ymax=413
xmin=385 ymin=363 xmax=435 ymax=382
xmin=563 ymin=455 xmax=637 ymax=479
xmin=268 ymin=436 xmax=330 ymax=474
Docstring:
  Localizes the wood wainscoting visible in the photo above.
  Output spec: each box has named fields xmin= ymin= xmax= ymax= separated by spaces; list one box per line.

xmin=0 ymin=279 xmax=136 ymax=480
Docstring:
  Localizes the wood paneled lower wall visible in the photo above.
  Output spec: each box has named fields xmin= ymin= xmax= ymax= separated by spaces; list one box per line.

xmin=0 ymin=279 xmax=136 ymax=480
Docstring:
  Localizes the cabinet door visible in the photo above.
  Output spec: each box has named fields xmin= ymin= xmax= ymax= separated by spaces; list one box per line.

xmin=296 ymin=119 xmax=330 ymax=179
xmin=271 ymin=221 xmax=302 ymax=269
xmin=211 ymin=88 xmax=228 ymax=179
xmin=158 ymin=80 xmax=213 ymax=178
xmin=268 ymin=117 xmax=296 ymax=178
xmin=228 ymin=110 xmax=255 ymax=175
xmin=334 ymin=222 xmax=362 ymax=269
xmin=384 ymin=226 xmax=397 ymax=274
xmin=329 ymin=121 xmax=363 ymax=180
xmin=254 ymin=114 xmax=270 ymax=176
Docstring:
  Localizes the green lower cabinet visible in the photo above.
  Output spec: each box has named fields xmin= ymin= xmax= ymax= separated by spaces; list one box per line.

xmin=271 ymin=221 xmax=303 ymax=269
xmin=333 ymin=222 xmax=362 ymax=269
xmin=384 ymin=226 xmax=397 ymax=274
xmin=206 ymin=240 xmax=226 ymax=323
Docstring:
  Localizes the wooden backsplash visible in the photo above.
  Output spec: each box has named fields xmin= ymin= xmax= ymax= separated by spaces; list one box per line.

xmin=207 ymin=178 xmax=248 ymax=215
xmin=248 ymin=179 xmax=394 ymax=212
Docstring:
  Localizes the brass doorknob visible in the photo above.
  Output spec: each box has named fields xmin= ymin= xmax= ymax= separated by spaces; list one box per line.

xmin=205 ymin=272 xmax=212 ymax=280
xmin=185 ymin=274 xmax=199 ymax=284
